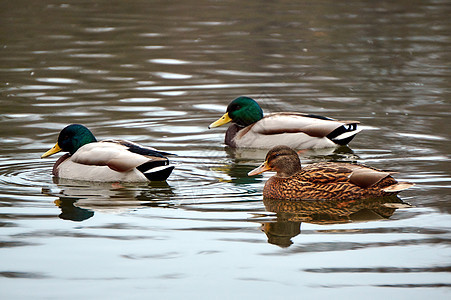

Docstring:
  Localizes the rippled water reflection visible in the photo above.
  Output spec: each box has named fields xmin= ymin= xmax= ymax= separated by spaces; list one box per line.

xmin=1 ymin=0 xmax=450 ymax=298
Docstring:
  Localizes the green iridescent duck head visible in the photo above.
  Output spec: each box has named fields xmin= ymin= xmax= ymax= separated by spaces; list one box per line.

xmin=209 ymin=96 xmax=264 ymax=128
xmin=41 ymin=124 xmax=97 ymax=157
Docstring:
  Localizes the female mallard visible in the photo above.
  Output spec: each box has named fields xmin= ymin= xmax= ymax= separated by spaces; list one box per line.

xmin=41 ymin=124 xmax=174 ymax=182
xmin=208 ymin=96 xmax=361 ymax=149
xmin=248 ymin=146 xmax=414 ymax=200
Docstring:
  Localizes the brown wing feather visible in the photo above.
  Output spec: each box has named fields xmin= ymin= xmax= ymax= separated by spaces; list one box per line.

xmin=349 ymin=168 xmax=391 ymax=188
xmin=300 ymin=162 xmax=354 ymax=184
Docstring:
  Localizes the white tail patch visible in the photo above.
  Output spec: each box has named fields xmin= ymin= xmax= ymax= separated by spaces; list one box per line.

xmin=144 ymin=165 xmax=173 ymax=174
xmin=382 ymin=182 xmax=415 ymax=192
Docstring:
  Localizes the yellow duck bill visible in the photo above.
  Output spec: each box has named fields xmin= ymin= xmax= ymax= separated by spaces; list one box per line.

xmin=41 ymin=143 xmax=62 ymax=158
xmin=208 ymin=112 xmax=232 ymax=129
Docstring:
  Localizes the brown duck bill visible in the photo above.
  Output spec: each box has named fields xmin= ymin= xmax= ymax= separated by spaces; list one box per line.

xmin=248 ymin=161 xmax=272 ymax=176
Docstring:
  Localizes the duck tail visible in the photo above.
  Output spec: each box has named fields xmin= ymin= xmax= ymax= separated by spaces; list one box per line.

xmin=327 ymin=123 xmax=362 ymax=145
xmin=137 ymin=160 xmax=175 ymax=181
xmin=382 ymin=182 xmax=415 ymax=193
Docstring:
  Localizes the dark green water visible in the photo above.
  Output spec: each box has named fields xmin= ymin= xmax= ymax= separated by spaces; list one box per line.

xmin=1 ymin=0 xmax=450 ymax=298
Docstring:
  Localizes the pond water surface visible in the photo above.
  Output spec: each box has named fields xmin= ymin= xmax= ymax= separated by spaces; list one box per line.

xmin=1 ymin=0 xmax=450 ymax=299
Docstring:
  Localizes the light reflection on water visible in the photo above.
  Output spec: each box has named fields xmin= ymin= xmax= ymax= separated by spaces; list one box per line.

xmin=1 ymin=0 xmax=450 ymax=298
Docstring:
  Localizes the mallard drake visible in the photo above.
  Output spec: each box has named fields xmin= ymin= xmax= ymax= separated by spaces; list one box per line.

xmin=41 ymin=124 xmax=174 ymax=182
xmin=248 ymin=146 xmax=414 ymax=200
xmin=208 ymin=96 xmax=361 ymax=149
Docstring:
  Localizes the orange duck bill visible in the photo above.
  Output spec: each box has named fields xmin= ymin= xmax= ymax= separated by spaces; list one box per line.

xmin=248 ymin=161 xmax=272 ymax=176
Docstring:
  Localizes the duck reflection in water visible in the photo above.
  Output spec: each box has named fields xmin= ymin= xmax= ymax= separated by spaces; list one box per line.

xmin=262 ymin=196 xmax=412 ymax=247
xmin=54 ymin=197 xmax=94 ymax=222
xmin=45 ymin=178 xmax=176 ymax=222
xmin=225 ymin=143 xmax=357 ymax=162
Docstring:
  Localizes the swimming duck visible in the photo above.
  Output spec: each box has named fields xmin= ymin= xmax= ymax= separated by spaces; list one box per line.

xmin=41 ymin=124 xmax=174 ymax=182
xmin=248 ymin=146 xmax=414 ymax=200
xmin=208 ymin=96 xmax=361 ymax=149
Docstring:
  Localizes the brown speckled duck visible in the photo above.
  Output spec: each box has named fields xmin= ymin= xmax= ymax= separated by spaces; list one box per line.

xmin=248 ymin=146 xmax=414 ymax=200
